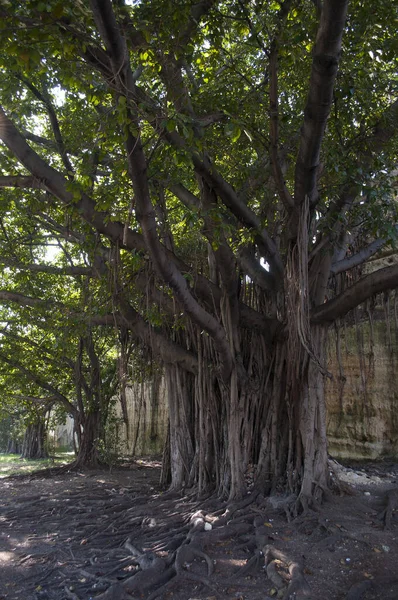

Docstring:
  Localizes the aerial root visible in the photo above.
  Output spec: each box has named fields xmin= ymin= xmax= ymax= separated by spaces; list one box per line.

xmin=263 ymin=545 xmax=311 ymax=600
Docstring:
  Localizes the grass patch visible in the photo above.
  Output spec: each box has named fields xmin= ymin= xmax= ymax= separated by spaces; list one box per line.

xmin=0 ymin=452 xmax=75 ymax=477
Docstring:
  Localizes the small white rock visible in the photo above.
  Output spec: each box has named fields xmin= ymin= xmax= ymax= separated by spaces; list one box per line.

xmin=204 ymin=522 xmax=212 ymax=531
xmin=364 ymin=492 xmax=371 ymax=496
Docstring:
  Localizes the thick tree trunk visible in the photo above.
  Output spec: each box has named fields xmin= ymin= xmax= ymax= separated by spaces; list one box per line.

xmin=20 ymin=420 xmax=48 ymax=459
xmin=164 ymin=364 xmax=194 ymax=490
xmin=255 ymin=326 xmax=330 ymax=509
xmin=299 ymin=356 xmax=329 ymax=507
xmin=75 ymin=412 xmax=102 ymax=468
xmin=6 ymin=437 xmax=22 ymax=455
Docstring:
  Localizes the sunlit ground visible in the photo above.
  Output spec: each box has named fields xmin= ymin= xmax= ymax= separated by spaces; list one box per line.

xmin=0 ymin=452 xmax=75 ymax=477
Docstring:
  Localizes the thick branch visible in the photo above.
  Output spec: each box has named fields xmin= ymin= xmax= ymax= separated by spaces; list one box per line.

xmin=0 ymin=106 xmax=147 ymax=252
xmin=294 ymin=0 xmax=348 ymax=206
xmin=312 ymin=263 xmax=398 ymax=323
xmin=269 ymin=34 xmax=294 ymax=210
xmin=116 ymin=297 xmax=198 ymax=373
xmin=0 ymin=174 xmax=46 ymax=189
xmin=237 ymin=246 xmax=276 ymax=291
xmin=0 ymin=290 xmax=45 ymax=308
xmin=330 ymin=236 xmax=394 ymax=275
xmin=193 ymin=155 xmax=284 ymax=278
xmin=177 ymin=0 xmax=217 ymax=50
xmin=0 ymin=257 xmax=93 ymax=277
xmin=0 ymin=289 xmax=198 ymax=374
xmin=5 ymin=394 xmax=57 ymax=405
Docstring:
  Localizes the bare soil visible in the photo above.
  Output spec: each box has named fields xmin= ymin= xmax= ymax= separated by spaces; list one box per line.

xmin=0 ymin=458 xmax=397 ymax=600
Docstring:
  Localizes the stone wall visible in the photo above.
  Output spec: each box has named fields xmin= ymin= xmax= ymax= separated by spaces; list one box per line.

xmin=114 ymin=373 xmax=168 ymax=456
xmin=326 ymin=310 xmax=398 ymax=459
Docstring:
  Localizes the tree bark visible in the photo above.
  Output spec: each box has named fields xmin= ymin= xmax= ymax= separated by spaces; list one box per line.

xmin=20 ymin=420 xmax=48 ymax=459
xmin=254 ymin=326 xmax=329 ymax=508
xmin=75 ymin=411 xmax=102 ymax=468
xmin=165 ymin=364 xmax=195 ymax=490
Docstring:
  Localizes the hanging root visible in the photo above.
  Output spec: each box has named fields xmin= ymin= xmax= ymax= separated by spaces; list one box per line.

xmin=263 ymin=545 xmax=311 ymax=599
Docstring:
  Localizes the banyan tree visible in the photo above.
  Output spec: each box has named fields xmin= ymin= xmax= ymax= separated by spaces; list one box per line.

xmin=0 ymin=0 xmax=397 ymax=509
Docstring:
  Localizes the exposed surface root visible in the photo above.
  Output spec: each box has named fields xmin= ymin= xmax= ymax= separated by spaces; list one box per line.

xmin=263 ymin=545 xmax=311 ymax=599
xmin=1 ymin=460 xmax=398 ymax=600
xmin=377 ymin=488 xmax=398 ymax=529
xmin=345 ymin=580 xmax=375 ymax=600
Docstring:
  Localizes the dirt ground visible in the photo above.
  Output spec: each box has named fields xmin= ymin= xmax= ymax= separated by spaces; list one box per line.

xmin=0 ymin=458 xmax=397 ymax=600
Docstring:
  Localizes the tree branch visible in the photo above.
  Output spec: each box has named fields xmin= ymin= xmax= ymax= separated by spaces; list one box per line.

xmin=269 ymin=41 xmax=294 ymax=211
xmin=0 ymin=174 xmax=46 ymax=189
xmin=17 ymin=75 xmax=74 ymax=174
xmin=311 ymin=263 xmax=398 ymax=323
xmin=330 ymin=235 xmax=396 ymax=275
xmin=0 ymin=289 xmax=198 ymax=374
xmin=4 ymin=393 xmax=58 ymax=405
xmin=193 ymin=155 xmax=284 ymax=278
xmin=0 ymin=257 xmax=94 ymax=277
xmin=237 ymin=246 xmax=276 ymax=291
xmin=294 ymin=0 xmax=348 ymax=206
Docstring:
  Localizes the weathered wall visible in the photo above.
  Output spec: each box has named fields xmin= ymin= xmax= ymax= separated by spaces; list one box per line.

xmin=114 ymin=373 xmax=168 ymax=456
xmin=326 ymin=309 xmax=398 ymax=459
xmin=50 ymin=416 xmax=74 ymax=450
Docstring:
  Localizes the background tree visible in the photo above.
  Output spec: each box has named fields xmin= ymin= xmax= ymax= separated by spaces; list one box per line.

xmin=0 ymin=259 xmax=120 ymax=466
xmin=0 ymin=0 xmax=397 ymax=508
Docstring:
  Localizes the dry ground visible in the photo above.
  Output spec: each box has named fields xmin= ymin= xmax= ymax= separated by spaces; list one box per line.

xmin=0 ymin=458 xmax=397 ymax=600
